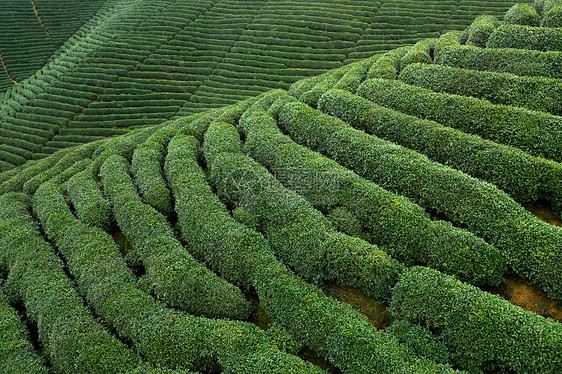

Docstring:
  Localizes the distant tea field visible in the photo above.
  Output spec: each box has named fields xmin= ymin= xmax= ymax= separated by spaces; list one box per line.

xmin=0 ymin=0 xmax=530 ymax=164
xmin=1 ymin=1 xmax=561 ymax=373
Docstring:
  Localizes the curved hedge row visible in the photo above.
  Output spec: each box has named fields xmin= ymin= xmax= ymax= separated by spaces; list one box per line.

xmin=204 ymin=121 xmax=404 ymax=300
xmin=504 ymin=3 xmax=541 ymax=26
xmin=0 ymin=192 xmax=142 ymax=373
xmin=488 ymin=24 xmax=562 ymax=52
xmin=32 ymin=180 xmax=319 ymax=373
xmin=357 ymin=77 xmax=562 ymax=162
xmin=400 ymin=38 xmax=435 ymax=69
xmin=0 ymin=0 xmax=527 ymax=163
xmin=458 ymin=15 xmax=499 ymax=47
xmin=0 ymin=287 xmax=49 ymax=374
xmin=385 ymin=320 xmax=451 ymax=366
xmin=65 ymin=167 xmax=112 ymax=231
xmin=131 ymin=140 xmax=173 ymax=217
xmin=319 ymin=88 xmax=562 ymax=211
xmin=240 ymin=101 xmax=505 ymax=285
xmin=100 ymin=154 xmax=251 ymax=320
xmin=398 ymin=62 xmax=562 ymax=115
xmin=391 ymin=266 xmax=562 ymax=373
xmin=164 ymin=134 xmax=456 ymax=374
xmin=277 ymin=101 xmax=562 ymax=302
xmin=435 ymin=31 xmax=562 ymax=79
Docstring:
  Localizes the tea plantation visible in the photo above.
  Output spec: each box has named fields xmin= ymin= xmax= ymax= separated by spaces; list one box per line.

xmin=0 ymin=0 xmax=529 ymax=164
xmin=1 ymin=0 xmax=562 ymax=373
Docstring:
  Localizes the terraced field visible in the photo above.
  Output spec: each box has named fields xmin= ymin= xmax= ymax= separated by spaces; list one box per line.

xmin=1 ymin=1 xmax=562 ymax=373
xmin=0 ymin=0 xmax=530 ymax=166
xmin=0 ymin=0 xmax=108 ymax=91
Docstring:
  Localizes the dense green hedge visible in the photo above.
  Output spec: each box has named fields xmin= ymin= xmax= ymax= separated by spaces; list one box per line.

xmin=277 ymin=101 xmax=562 ymax=302
xmin=131 ymin=141 xmax=173 ymax=217
xmin=391 ymin=266 xmax=562 ymax=373
xmin=357 ymin=78 xmax=562 ymax=162
xmin=0 ymin=287 xmax=49 ymax=374
xmin=241 ymin=104 xmax=505 ymax=285
xmin=293 ymin=65 xmax=353 ymax=107
xmin=458 ymin=15 xmax=499 ymax=47
xmin=333 ymin=55 xmax=379 ymax=93
xmin=32 ymin=181 xmax=321 ymax=373
xmin=256 ymin=262 xmax=455 ymax=374
xmin=367 ymin=46 xmax=410 ymax=79
xmin=504 ymin=3 xmax=541 ymax=25
xmin=535 ymin=0 xmax=562 ymax=14
xmin=542 ymin=4 xmax=562 ymax=26
xmin=400 ymin=39 xmax=435 ymax=69
xmin=398 ymin=62 xmax=562 ymax=115
xmin=435 ymin=31 xmax=562 ymax=79
xmin=91 ymin=127 xmax=153 ymax=175
xmin=205 ymin=122 xmax=403 ymax=299
xmin=65 ymin=167 xmax=112 ymax=231
xmin=23 ymin=152 xmax=94 ymax=195
xmin=386 ymin=320 xmax=451 ymax=366
xmin=488 ymin=24 xmax=562 ymax=51
xmin=164 ymin=134 xmax=456 ymax=374
xmin=100 ymin=154 xmax=251 ymax=320
xmin=288 ymin=45 xmax=413 ymax=109
xmin=0 ymin=141 xmax=100 ymax=195
xmin=165 ymin=135 xmax=270 ymax=290
xmin=319 ymin=88 xmax=562 ymax=210
xmin=0 ymin=159 xmax=36 ymax=184
xmin=0 ymin=192 xmax=141 ymax=373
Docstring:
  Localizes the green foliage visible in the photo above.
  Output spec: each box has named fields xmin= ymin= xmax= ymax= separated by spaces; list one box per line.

xmin=100 ymin=154 xmax=251 ymax=320
xmin=386 ymin=320 xmax=451 ymax=365
xmin=131 ymin=141 xmax=173 ymax=217
xmin=0 ymin=151 xmax=65 ymax=194
xmin=2 ymin=3 xmax=562 ymax=371
xmin=357 ymin=78 xmax=562 ymax=162
xmin=390 ymin=266 xmax=562 ymax=373
xmin=205 ymin=121 xmax=404 ymax=300
xmin=32 ymin=180 xmax=322 ymax=373
xmin=165 ymin=134 xmax=272 ymax=289
xmin=23 ymin=153 xmax=91 ymax=195
xmin=542 ymin=5 xmax=562 ymax=26
xmin=534 ymin=0 xmax=562 ymax=14
xmin=256 ymin=264 xmax=456 ymax=374
xmin=435 ymin=31 xmax=562 ymax=79
xmin=326 ymin=206 xmax=366 ymax=239
xmin=296 ymin=65 xmax=354 ymax=107
xmin=0 ymin=192 xmax=141 ymax=373
xmin=264 ymin=323 xmax=303 ymax=356
xmin=320 ymin=88 xmax=562 ymax=210
xmin=165 ymin=134 xmax=449 ymax=373
xmin=0 ymin=287 xmax=49 ymax=374
xmin=504 ymin=3 xmax=541 ymax=25
xmin=400 ymin=39 xmax=435 ymax=69
xmin=460 ymin=15 xmax=499 ymax=47
xmin=334 ymin=57 xmax=378 ymax=93
xmin=91 ymin=128 xmax=153 ymax=175
xmin=367 ymin=46 xmax=410 ymax=79
xmin=65 ymin=167 xmax=112 ymax=231
xmin=242 ymin=106 xmax=505 ymax=286
xmin=488 ymin=24 xmax=562 ymax=52
xmin=398 ymin=62 xmax=562 ymax=115
xmin=277 ymin=101 xmax=562 ymax=302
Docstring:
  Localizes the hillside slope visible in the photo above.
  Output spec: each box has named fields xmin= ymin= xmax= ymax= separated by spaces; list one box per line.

xmin=0 ymin=0 xmax=108 ymax=91
xmin=0 ymin=2 xmax=561 ymax=373
xmin=0 ymin=0 xmax=530 ymax=166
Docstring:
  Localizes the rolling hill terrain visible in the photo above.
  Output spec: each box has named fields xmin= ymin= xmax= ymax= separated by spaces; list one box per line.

xmin=0 ymin=0 xmax=108 ymax=91
xmin=1 ymin=1 xmax=562 ymax=373
xmin=0 ymin=0 xmax=530 ymax=166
